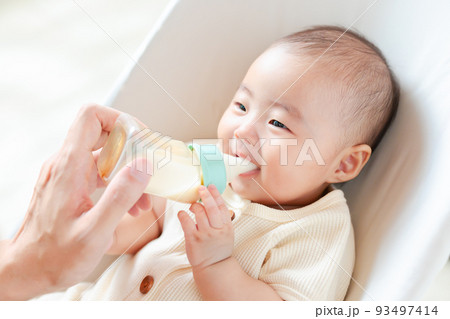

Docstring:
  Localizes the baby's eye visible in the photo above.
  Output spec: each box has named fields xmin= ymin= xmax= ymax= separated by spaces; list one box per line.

xmin=269 ymin=119 xmax=288 ymax=130
xmin=235 ymin=103 xmax=246 ymax=112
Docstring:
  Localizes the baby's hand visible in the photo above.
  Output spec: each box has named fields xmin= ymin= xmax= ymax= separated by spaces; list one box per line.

xmin=177 ymin=184 xmax=234 ymax=271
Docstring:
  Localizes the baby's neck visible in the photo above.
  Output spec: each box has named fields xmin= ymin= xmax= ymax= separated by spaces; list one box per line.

xmin=266 ymin=203 xmax=302 ymax=210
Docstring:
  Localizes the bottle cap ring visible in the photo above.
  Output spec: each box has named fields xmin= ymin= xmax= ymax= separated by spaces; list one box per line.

xmin=189 ymin=143 xmax=227 ymax=194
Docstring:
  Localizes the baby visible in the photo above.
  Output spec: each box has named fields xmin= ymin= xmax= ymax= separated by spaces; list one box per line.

xmin=45 ymin=26 xmax=399 ymax=300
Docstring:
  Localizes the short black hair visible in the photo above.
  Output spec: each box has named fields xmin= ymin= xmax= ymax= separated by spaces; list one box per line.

xmin=273 ymin=25 xmax=400 ymax=153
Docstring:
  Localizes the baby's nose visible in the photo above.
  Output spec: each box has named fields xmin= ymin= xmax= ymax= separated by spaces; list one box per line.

xmin=234 ymin=124 xmax=259 ymax=146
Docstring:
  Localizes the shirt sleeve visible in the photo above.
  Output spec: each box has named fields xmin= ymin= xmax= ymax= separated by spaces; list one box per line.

xmin=258 ymin=212 xmax=355 ymax=301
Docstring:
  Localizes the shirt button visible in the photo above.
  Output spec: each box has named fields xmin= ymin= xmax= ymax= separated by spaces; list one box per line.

xmin=140 ymin=275 xmax=154 ymax=294
xmin=229 ymin=210 xmax=235 ymax=221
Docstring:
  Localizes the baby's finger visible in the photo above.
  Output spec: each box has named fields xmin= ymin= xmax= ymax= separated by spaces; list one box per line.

xmin=199 ymin=185 xmax=223 ymax=228
xmin=178 ymin=210 xmax=196 ymax=236
xmin=189 ymin=202 xmax=209 ymax=231
xmin=207 ymin=184 xmax=231 ymax=224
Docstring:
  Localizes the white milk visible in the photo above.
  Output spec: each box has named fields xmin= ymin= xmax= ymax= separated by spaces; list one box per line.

xmin=143 ymin=139 xmax=202 ymax=203
xmin=98 ymin=113 xmax=257 ymax=203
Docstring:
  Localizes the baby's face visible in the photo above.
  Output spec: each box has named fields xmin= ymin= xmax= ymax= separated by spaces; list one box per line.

xmin=217 ymin=46 xmax=344 ymax=207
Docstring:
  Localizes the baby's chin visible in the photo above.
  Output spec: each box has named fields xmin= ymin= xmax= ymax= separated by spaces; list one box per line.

xmin=229 ymin=183 xmax=276 ymax=206
xmin=229 ymin=180 xmax=252 ymax=199
xmin=228 ymin=178 xmax=263 ymax=203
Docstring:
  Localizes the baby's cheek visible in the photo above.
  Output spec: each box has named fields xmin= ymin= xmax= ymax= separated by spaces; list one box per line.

xmin=262 ymin=163 xmax=290 ymax=191
xmin=217 ymin=112 xmax=233 ymax=139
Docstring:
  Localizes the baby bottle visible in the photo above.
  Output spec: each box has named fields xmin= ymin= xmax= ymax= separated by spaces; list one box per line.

xmin=97 ymin=113 xmax=257 ymax=203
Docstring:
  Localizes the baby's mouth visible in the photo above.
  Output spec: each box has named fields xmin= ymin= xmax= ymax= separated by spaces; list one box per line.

xmin=235 ymin=152 xmax=260 ymax=168
xmin=238 ymin=167 xmax=260 ymax=177
xmin=234 ymin=155 xmax=260 ymax=177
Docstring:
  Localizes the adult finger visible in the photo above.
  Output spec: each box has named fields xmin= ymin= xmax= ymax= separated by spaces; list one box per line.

xmin=128 ymin=205 xmax=140 ymax=217
xmin=127 ymin=194 xmax=152 ymax=217
xmin=136 ymin=194 xmax=152 ymax=211
xmin=64 ymin=104 xmax=121 ymax=152
xmin=88 ymin=158 xmax=151 ymax=233
xmin=92 ymin=149 xmax=107 ymax=188
xmin=92 ymin=149 xmax=102 ymax=164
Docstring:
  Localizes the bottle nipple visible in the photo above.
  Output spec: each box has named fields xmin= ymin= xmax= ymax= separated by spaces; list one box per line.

xmin=222 ymin=153 xmax=257 ymax=181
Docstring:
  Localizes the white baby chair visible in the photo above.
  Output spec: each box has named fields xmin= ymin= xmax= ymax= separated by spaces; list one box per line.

xmin=96 ymin=0 xmax=450 ymax=300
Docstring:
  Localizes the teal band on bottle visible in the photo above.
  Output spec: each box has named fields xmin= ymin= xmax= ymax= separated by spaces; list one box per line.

xmin=189 ymin=143 xmax=227 ymax=194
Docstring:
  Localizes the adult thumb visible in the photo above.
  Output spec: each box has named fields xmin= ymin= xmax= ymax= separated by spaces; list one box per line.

xmin=91 ymin=158 xmax=152 ymax=233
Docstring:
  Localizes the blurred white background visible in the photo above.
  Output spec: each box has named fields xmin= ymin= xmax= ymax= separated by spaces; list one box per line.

xmin=0 ymin=0 xmax=447 ymax=300
xmin=0 ymin=0 xmax=170 ymax=238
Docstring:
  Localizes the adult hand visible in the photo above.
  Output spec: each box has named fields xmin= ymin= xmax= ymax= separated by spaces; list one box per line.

xmin=0 ymin=104 xmax=151 ymax=300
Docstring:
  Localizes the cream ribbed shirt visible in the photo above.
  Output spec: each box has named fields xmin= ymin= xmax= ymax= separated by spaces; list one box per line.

xmin=36 ymin=185 xmax=354 ymax=301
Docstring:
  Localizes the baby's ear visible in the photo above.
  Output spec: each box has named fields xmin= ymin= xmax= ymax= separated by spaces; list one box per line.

xmin=326 ymin=144 xmax=372 ymax=183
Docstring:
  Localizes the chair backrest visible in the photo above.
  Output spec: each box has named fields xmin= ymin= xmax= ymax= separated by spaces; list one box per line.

xmin=106 ymin=0 xmax=450 ymax=300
